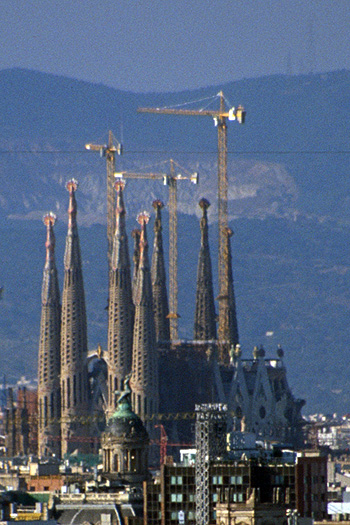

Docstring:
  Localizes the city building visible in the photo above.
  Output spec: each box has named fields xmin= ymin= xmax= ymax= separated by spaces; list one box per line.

xmin=144 ymin=451 xmax=327 ymax=525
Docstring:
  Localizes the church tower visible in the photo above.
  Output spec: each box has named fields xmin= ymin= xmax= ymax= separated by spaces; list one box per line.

xmin=60 ymin=180 xmax=90 ymax=456
xmin=218 ymin=227 xmax=239 ymax=363
xmin=38 ymin=213 xmax=61 ymax=458
xmin=107 ymin=179 xmax=134 ymax=416
xmin=131 ymin=212 xmax=159 ymax=425
xmin=194 ymin=198 xmax=217 ymax=341
xmin=151 ymin=200 xmax=170 ymax=343
xmin=131 ymin=228 xmax=141 ymax=303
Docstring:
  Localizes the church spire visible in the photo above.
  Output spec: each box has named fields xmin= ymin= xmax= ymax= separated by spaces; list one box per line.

xmin=131 ymin=228 xmax=141 ymax=303
xmin=60 ymin=180 xmax=90 ymax=456
xmin=218 ymin=227 xmax=239 ymax=364
xmin=107 ymin=179 xmax=134 ymax=416
xmin=131 ymin=212 xmax=159 ymax=424
xmin=151 ymin=200 xmax=170 ymax=343
xmin=38 ymin=212 xmax=61 ymax=458
xmin=194 ymin=198 xmax=217 ymax=341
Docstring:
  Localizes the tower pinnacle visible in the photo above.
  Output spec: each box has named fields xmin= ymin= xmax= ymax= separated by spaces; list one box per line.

xmin=38 ymin=212 xmax=61 ymax=458
xmin=131 ymin=211 xmax=159 ymax=424
xmin=131 ymin=228 xmax=141 ymax=303
xmin=151 ymin=200 xmax=170 ymax=343
xmin=218 ymin=226 xmax=239 ymax=363
xmin=60 ymin=180 xmax=90 ymax=456
xmin=107 ymin=179 xmax=134 ymax=416
xmin=194 ymin=198 xmax=217 ymax=341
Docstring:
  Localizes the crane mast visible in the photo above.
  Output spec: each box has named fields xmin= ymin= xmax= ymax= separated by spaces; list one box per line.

xmin=85 ymin=131 xmax=122 ymax=270
xmin=106 ymin=131 xmax=117 ymax=269
xmin=217 ymin=95 xmax=229 ymax=346
xmin=115 ymin=160 xmax=198 ymax=340
xmin=167 ymin=160 xmax=179 ymax=340
xmin=138 ymin=92 xmax=245 ymax=354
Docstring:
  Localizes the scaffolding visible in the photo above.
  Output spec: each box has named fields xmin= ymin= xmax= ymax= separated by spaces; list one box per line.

xmin=195 ymin=403 xmax=227 ymax=525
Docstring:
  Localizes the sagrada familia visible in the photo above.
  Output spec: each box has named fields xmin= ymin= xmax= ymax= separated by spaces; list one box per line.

xmin=34 ymin=178 xmax=304 ymax=459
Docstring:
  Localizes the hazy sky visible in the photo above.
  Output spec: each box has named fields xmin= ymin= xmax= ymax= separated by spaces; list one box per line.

xmin=1 ymin=0 xmax=350 ymax=93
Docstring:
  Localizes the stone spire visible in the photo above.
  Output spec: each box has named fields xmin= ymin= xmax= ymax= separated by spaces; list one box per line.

xmin=218 ymin=227 xmax=239 ymax=364
xmin=151 ymin=200 xmax=170 ymax=343
xmin=131 ymin=212 xmax=159 ymax=424
xmin=131 ymin=228 xmax=141 ymax=303
xmin=194 ymin=199 xmax=217 ymax=341
xmin=60 ymin=180 xmax=90 ymax=456
xmin=38 ymin=212 xmax=61 ymax=458
xmin=107 ymin=179 xmax=134 ymax=416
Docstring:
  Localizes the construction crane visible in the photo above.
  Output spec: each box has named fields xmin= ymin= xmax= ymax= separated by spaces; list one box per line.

xmin=115 ymin=159 xmax=198 ymax=340
xmin=85 ymin=131 xmax=123 ymax=270
xmin=138 ymin=92 xmax=245 ymax=346
xmin=155 ymin=423 xmax=168 ymax=466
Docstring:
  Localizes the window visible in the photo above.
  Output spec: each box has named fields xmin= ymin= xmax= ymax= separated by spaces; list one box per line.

xmin=275 ymin=475 xmax=283 ymax=484
xmin=171 ymin=494 xmax=183 ymax=503
xmin=232 ymin=475 xmax=243 ymax=484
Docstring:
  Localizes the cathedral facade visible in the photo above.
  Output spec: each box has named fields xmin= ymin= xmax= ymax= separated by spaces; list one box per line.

xmin=36 ymin=181 xmax=304 ymax=459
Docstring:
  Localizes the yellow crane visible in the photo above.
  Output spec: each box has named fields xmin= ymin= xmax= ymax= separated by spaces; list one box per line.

xmin=138 ymin=92 xmax=245 ymax=345
xmin=85 ymin=131 xmax=123 ymax=269
xmin=115 ymin=159 xmax=198 ymax=340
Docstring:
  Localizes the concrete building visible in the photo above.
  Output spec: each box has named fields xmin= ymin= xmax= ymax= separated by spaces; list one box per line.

xmin=144 ymin=451 xmax=326 ymax=525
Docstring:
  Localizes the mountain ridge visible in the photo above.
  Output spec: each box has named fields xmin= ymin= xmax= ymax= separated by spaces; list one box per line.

xmin=1 ymin=68 xmax=350 ymax=414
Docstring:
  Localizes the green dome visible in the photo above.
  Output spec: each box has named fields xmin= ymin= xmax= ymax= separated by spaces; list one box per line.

xmin=105 ymin=376 xmax=148 ymax=441
xmin=110 ymin=395 xmax=139 ymax=421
